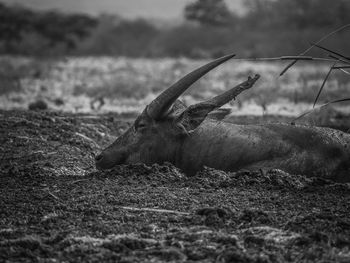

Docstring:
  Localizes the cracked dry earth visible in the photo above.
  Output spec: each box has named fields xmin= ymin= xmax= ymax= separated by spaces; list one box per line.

xmin=1 ymin=110 xmax=350 ymax=263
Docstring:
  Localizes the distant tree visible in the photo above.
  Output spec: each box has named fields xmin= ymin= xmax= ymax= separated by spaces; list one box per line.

xmin=0 ymin=3 xmax=97 ymax=54
xmin=184 ymin=0 xmax=233 ymax=26
xmin=243 ymin=0 xmax=350 ymax=29
xmin=32 ymin=11 xmax=97 ymax=48
xmin=0 ymin=3 xmax=34 ymax=52
xmin=282 ymin=0 xmax=350 ymax=28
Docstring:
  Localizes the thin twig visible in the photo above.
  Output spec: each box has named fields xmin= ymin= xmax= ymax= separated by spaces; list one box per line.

xmin=70 ymin=179 xmax=89 ymax=185
xmin=279 ymin=24 xmax=350 ymax=76
xmin=57 ymin=115 xmax=102 ymax=119
xmin=45 ymin=190 xmax=66 ymax=206
xmin=311 ymin=43 xmax=350 ymax=62
xmin=332 ymin=66 xmax=350 ymax=69
xmin=46 ymin=152 xmax=57 ymax=155
xmin=280 ymin=56 xmax=313 ymax=60
xmin=313 ymin=60 xmax=338 ymax=108
xmin=75 ymin=132 xmax=100 ymax=149
xmin=338 ymin=68 xmax=350 ymax=75
xmin=292 ymin=98 xmax=350 ymax=124
xmin=48 ymin=192 xmax=59 ymax=200
xmin=119 ymin=206 xmax=190 ymax=215
xmin=234 ymin=57 xmax=337 ymax=62
xmin=329 ymin=54 xmax=350 ymax=65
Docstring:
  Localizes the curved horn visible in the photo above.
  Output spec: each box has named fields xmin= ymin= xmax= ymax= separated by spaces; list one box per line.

xmin=146 ymin=53 xmax=236 ymax=120
xmin=204 ymin=74 xmax=260 ymax=107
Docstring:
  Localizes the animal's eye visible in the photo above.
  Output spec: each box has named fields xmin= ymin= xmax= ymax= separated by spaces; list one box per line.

xmin=136 ymin=122 xmax=147 ymax=131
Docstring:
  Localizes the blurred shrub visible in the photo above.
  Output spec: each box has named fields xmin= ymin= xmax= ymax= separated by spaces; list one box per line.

xmin=28 ymin=99 xmax=48 ymax=110
xmin=78 ymin=15 xmax=159 ymax=56
xmin=0 ymin=59 xmax=21 ymax=95
xmin=184 ymin=0 xmax=233 ymax=26
xmin=0 ymin=57 xmax=47 ymax=95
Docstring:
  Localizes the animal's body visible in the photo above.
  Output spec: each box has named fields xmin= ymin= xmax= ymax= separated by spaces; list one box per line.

xmin=95 ymin=54 xmax=350 ymax=181
xmin=177 ymin=120 xmax=349 ymax=178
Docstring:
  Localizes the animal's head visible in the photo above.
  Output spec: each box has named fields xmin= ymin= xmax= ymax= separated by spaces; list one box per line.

xmin=95 ymin=54 xmax=259 ymax=170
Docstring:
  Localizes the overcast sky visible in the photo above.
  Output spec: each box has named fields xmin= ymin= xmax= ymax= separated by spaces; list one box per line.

xmin=0 ymin=0 xmax=245 ymax=19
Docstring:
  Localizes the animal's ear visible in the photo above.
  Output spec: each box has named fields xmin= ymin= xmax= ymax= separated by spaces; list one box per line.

xmin=175 ymin=102 xmax=217 ymax=133
xmin=207 ymin=108 xmax=231 ymax=121
xmin=162 ymin=99 xmax=188 ymax=119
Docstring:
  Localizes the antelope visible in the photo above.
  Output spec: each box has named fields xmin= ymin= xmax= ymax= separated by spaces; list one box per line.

xmin=95 ymin=54 xmax=350 ymax=181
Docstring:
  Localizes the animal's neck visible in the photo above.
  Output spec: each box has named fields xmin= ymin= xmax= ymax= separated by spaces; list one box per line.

xmin=176 ymin=120 xmax=261 ymax=174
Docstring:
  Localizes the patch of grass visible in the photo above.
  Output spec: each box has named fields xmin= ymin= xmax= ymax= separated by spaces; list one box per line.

xmin=0 ymin=57 xmax=349 ymax=115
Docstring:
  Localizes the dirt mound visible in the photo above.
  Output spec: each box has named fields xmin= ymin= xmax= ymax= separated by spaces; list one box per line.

xmin=1 ymin=110 xmax=350 ymax=262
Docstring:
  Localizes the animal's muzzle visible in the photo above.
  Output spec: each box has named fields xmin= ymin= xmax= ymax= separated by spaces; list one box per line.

xmin=95 ymin=149 xmax=126 ymax=170
xmin=95 ymin=153 xmax=103 ymax=162
xmin=95 ymin=152 xmax=106 ymax=170
xmin=95 ymin=152 xmax=114 ymax=170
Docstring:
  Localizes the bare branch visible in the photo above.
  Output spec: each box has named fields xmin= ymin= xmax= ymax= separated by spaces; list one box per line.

xmin=279 ymin=24 xmax=350 ymax=76
xmin=119 ymin=206 xmax=190 ymax=215
xmin=338 ymin=68 xmax=350 ymax=75
xmin=292 ymin=98 xmax=350 ymax=124
xmin=313 ymin=60 xmax=338 ymax=108
xmin=329 ymin=54 xmax=350 ymax=65
xmin=311 ymin=43 xmax=350 ymax=63
xmin=332 ymin=66 xmax=350 ymax=69
xmin=280 ymin=56 xmax=313 ymax=60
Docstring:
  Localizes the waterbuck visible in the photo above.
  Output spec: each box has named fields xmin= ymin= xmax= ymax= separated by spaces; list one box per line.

xmin=95 ymin=54 xmax=350 ymax=181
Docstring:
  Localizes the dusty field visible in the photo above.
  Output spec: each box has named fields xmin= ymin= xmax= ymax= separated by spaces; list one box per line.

xmin=1 ymin=109 xmax=350 ymax=262
xmin=1 ymin=56 xmax=350 ymax=117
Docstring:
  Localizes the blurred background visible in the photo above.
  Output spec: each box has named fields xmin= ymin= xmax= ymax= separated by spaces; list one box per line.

xmin=1 ymin=0 xmax=349 ymax=57
xmin=0 ymin=0 xmax=349 ymax=122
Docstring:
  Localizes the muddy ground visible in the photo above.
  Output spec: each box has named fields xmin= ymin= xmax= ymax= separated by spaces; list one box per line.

xmin=1 ymin=110 xmax=350 ymax=262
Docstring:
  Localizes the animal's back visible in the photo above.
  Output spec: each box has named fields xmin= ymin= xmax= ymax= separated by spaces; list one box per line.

xmin=180 ymin=120 xmax=350 ymax=180
xmin=261 ymin=123 xmax=350 ymax=178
